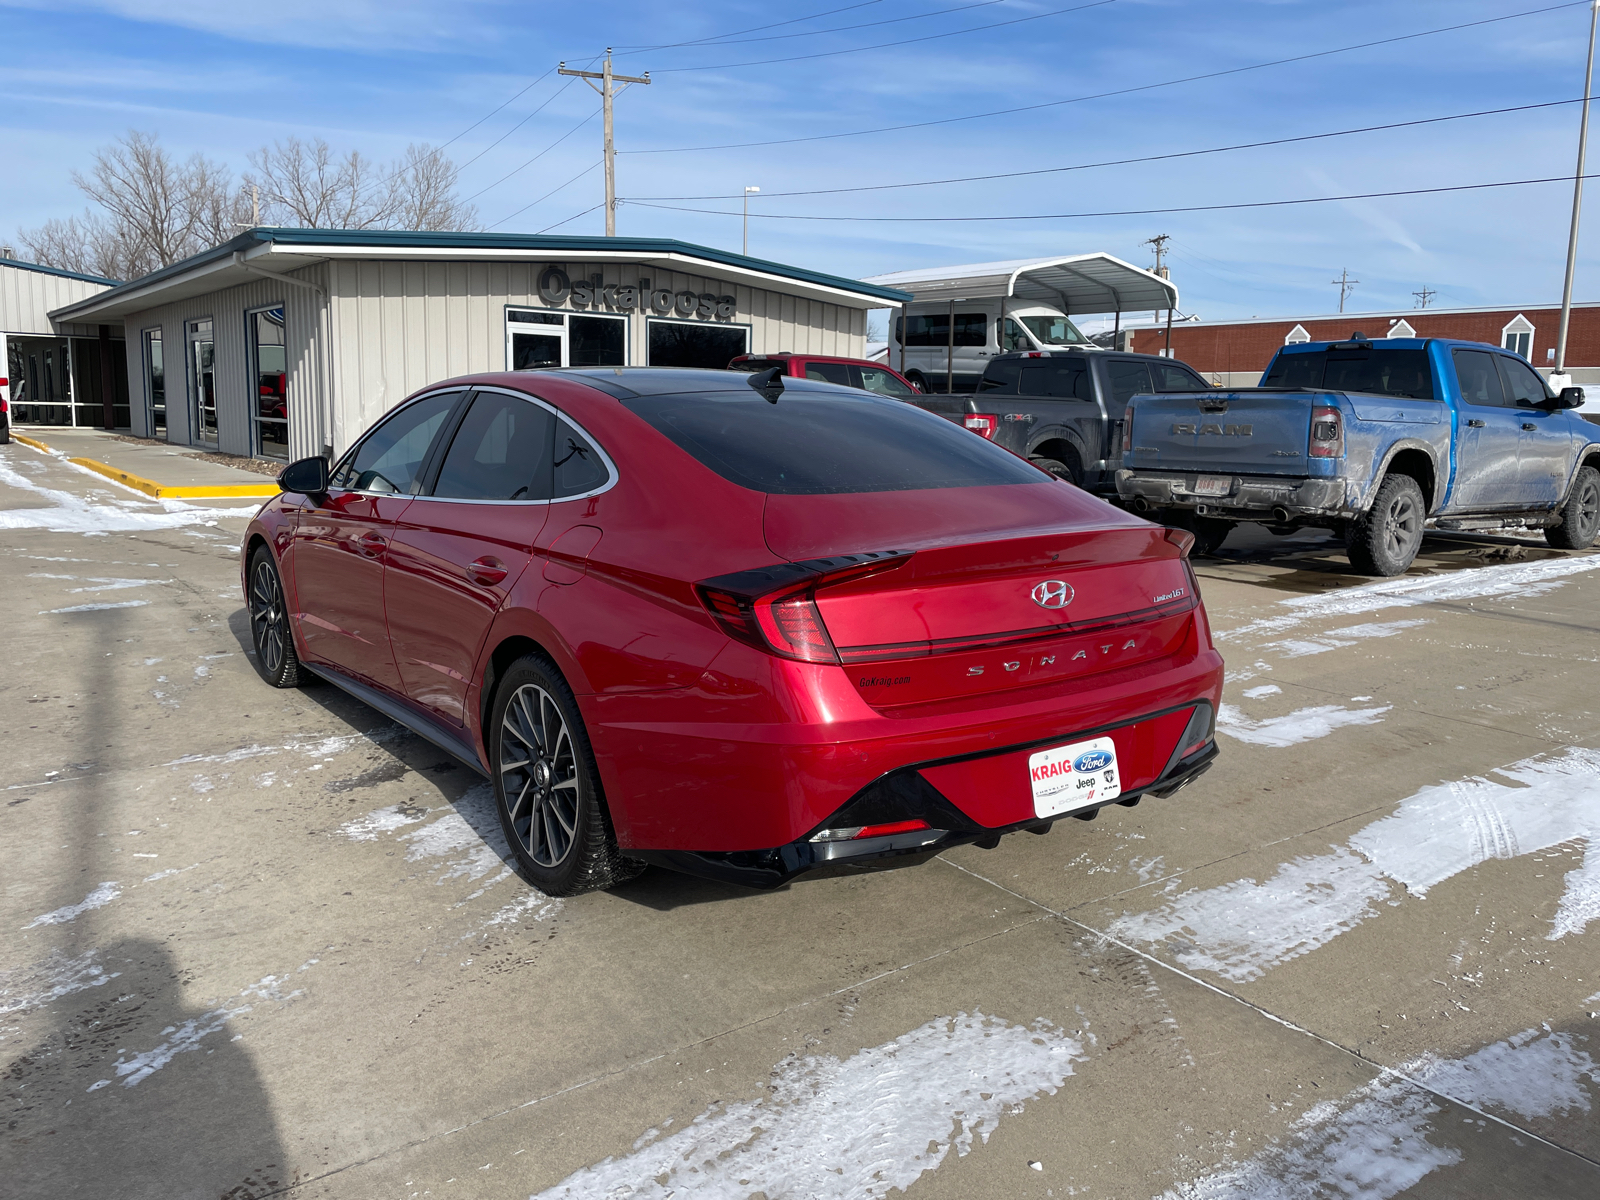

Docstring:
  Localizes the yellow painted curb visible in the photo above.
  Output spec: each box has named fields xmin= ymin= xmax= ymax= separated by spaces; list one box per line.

xmin=67 ymin=456 xmax=280 ymax=500
xmin=13 ymin=433 xmax=53 ymax=453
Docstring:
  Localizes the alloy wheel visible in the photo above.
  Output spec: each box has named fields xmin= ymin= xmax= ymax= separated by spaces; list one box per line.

xmin=499 ymin=684 xmax=579 ymax=868
xmin=1578 ymin=477 xmax=1600 ymax=539
xmin=250 ymin=558 xmax=288 ymax=676
xmin=1382 ymin=490 xmax=1421 ymax=561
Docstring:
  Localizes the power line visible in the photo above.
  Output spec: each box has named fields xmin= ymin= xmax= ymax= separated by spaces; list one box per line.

xmin=537 ymin=202 xmax=606 ymax=235
xmin=622 ymin=0 xmax=1592 ymax=153
xmin=434 ymin=68 xmax=558 ymax=154
xmin=650 ymin=0 xmax=1121 ymax=74
xmin=623 ymin=172 xmax=1600 ymax=223
xmin=621 ymin=0 xmax=1008 ymax=54
xmin=455 ymin=72 xmax=590 ymax=174
xmin=623 ymin=96 xmax=1596 ymax=201
xmin=489 ymin=161 xmax=604 ymax=231
xmin=461 ymin=108 xmax=602 ymax=203
xmin=610 ymin=1 xmax=886 ymax=54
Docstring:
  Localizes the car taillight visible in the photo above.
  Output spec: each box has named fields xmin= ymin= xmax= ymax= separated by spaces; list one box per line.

xmin=1308 ymin=405 xmax=1343 ymax=458
xmin=1162 ymin=526 xmax=1196 ymax=558
xmin=1120 ymin=407 xmax=1134 ymax=454
xmin=697 ymin=552 xmax=911 ymax=664
xmin=963 ymin=414 xmax=998 ymax=439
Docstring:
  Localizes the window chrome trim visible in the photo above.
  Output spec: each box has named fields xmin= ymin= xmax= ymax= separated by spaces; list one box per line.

xmin=331 ymin=386 xmax=469 ymax=499
xmin=409 ymin=384 xmax=619 ymax=506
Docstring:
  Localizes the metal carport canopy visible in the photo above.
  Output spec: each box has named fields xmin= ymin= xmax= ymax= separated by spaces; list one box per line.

xmin=863 ymin=253 xmax=1177 ymax=314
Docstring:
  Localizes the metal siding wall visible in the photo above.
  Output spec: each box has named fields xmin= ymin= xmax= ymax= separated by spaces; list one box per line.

xmin=1 ymin=265 xmax=111 ymax=335
xmin=113 ymin=264 xmax=326 ymax=458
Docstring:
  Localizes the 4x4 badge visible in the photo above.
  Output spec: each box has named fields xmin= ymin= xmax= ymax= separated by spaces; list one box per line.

xmin=1031 ymin=580 xmax=1074 ymax=609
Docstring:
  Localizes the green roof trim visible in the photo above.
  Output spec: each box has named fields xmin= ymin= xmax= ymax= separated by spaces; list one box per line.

xmin=50 ymin=227 xmax=911 ymax=318
xmin=1 ymin=256 xmax=121 ymax=286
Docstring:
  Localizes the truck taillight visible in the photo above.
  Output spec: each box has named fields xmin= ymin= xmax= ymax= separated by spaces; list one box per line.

xmin=1308 ymin=406 xmax=1343 ymax=458
xmin=963 ymin=414 xmax=998 ymax=439
xmin=1120 ymin=408 xmax=1134 ymax=454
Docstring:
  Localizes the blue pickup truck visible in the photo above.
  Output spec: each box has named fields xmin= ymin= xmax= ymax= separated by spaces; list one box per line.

xmin=1114 ymin=335 xmax=1600 ymax=575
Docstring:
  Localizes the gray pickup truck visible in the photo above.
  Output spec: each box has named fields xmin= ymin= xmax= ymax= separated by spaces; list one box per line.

xmin=1115 ymin=335 xmax=1600 ymax=574
xmin=910 ymin=349 xmax=1212 ymax=494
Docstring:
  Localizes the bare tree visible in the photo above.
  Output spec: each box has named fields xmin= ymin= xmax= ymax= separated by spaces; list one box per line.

xmin=383 ymin=144 xmax=479 ymax=232
xmin=246 ymin=137 xmax=478 ymax=232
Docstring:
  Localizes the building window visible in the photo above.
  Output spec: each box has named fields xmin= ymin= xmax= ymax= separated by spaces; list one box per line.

xmin=646 ymin=318 xmax=750 ymax=368
xmin=1387 ymin=319 xmax=1416 ymax=339
xmin=248 ymin=306 xmax=289 ymax=458
xmin=143 ymin=329 xmax=165 ymax=435
xmin=1285 ymin=324 xmax=1311 ymax=344
xmin=1501 ymin=314 xmax=1534 ymax=360
xmin=505 ymin=308 xmax=627 ymax=369
xmin=187 ymin=319 xmax=217 ymax=444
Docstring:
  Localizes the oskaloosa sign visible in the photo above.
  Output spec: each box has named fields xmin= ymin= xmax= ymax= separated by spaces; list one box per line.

xmin=539 ymin=266 xmax=736 ymax=320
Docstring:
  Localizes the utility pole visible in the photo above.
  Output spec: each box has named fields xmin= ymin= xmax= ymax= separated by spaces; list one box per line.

xmin=743 ymin=186 xmax=760 ymax=256
xmin=559 ymin=49 xmax=650 ymax=237
xmin=1331 ymin=268 xmax=1359 ymax=314
xmin=1142 ymin=234 xmax=1172 ymax=343
xmin=1412 ymin=285 xmax=1436 ymax=309
xmin=1555 ymin=0 xmax=1600 ymax=384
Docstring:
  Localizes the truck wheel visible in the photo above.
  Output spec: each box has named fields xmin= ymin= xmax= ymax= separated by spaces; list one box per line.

xmin=1546 ymin=465 xmax=1600 ymax=550
xmin=1189 ymin=516 xmax=1232 ymax=556
xmin=905 ymin=371 xmax=931 ymax=394
xmin=1348 ymin=474 xmax=1425 ymax=576
xmin=1030 ymin=455 xmax=1082 ymax=487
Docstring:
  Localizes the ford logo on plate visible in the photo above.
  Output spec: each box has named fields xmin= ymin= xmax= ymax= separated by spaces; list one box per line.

xmin=1073 ymin=749 xmax=1113 ymax=773
xmin=1031 ymin=580 xmax=1074 ymax=609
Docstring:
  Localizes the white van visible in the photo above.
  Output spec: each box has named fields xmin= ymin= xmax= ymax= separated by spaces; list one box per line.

xmin=866 ymin=253 xmax=1178 ymax=394
xmin=892 ymin=301 xmax=1092 ymax=393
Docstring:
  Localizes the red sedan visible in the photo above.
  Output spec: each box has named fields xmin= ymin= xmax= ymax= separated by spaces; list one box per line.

xmin=243 ymin=367 xmax=1223 ymax=896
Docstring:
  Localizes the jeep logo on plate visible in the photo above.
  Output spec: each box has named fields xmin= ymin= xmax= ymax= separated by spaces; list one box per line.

xmin=1031 ymin=580 xmax=1074 ymax=609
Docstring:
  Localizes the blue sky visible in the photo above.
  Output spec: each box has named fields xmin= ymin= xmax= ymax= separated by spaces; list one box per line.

xmin=2 ymin=0 xmax=1597 ymax=322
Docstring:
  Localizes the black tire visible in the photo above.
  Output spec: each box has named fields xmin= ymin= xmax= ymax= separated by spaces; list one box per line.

xmin=903 ymin=371 xmax=930 ymax=394
xmin=1030 ymin=454 xmax=1083 ymax=488
xmin=490 ymin=654 xmax=642 ymax=897
xmin=1348 ymin=474 xmax=1426 ymax=576
xmin=247 ymin=546 xmax=306 ymax=687
xmin=1546 ymin=465 xmax=1600 ymax=550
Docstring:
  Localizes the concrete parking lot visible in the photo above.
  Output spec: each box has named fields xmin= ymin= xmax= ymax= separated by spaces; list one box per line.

xmin=3 ymin=438 xmax=1598 ymax=1200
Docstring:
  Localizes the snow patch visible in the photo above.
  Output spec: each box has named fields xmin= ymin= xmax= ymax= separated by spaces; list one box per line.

xmin=531 ymin=1012 xmax=1084 ymax=1200
xmin=1111 ymin=747 xmax=1600 ymax=980
xmin=402 ymin=786 xmax=508 ymax=883
xmin=0 ymin=949 xmax=122 ymax=1015
xmin=484 ymin=890 xmax=562 ymax=927
xmin=0 ymin=461 xmax=249 ymax=534
xmin=339 ymin=804 xmax=426 ymax=842
xmin=1241 ymin=684 xmax=1282 ymax=700
xmin=1217 ymin=703 xmax=1390 ymax=748
xmin=23 ymin=881 xmax=121 ymax=929
xmin=41 ymin=600 xmax=150 ymax=614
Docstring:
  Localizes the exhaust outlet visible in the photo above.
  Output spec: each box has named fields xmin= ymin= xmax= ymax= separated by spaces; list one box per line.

xmin=1131 ymin=496 xmax=1151 ymax=513
xmin=1272 ymin=506 xmax=1292 ymax=524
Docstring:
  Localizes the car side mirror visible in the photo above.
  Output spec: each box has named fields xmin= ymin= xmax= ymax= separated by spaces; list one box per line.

xmin=1558 ymin=386 xmax=1586 ymax=409
xmin=279 ymin=455 xmax=329 ymax=494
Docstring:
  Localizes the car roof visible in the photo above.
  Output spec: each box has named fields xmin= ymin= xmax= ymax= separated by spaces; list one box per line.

xmin=990 ymin=349 xmax=1192 ymax=366
xmin=732 ymin=352 xmax=889 ymax=366
xmin=545 ymin=366 xmax=867 ymax=397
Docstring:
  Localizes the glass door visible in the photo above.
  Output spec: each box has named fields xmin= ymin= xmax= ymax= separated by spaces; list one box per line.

xmin=144 ymin=330 xmax=166 ymax=435
xmin=188 ymin=319 xmax=216 ymax=445
xmin=507 ymin=311 xmax=564 ymax=370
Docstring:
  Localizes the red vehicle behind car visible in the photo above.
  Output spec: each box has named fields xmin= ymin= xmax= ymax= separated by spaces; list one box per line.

xmin=244 ymin=367 xmax=1222 ymax=896
xmin=729 ymin=352 xmax=922 ymax=397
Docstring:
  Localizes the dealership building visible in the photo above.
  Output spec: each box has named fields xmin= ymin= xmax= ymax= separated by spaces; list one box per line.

xmin=40 ymin=228 xmax=911 ymax=462
xmin=2 ymin=253 xmax=125 ymax=428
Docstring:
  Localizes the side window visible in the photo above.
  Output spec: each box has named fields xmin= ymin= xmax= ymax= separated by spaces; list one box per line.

xmin=1000 ymin=318 xmax=1030 ymax=352
xmin=1452 ymin=349 xmax=1507 ymax=408
xmin=1018 ymin=358 xmax=1091 ymax=400
xmin=976 ymin=360 xmax=1022 ymax=394
xmin=1107 ymin=361 xmax=1154 ymax=408
xmin=858 ymin=366 xmax=915 ymax=397
xmin=1495 ymin=354 xmax=1550 ymax=407
xmin=1154 ymin=363 xmax=1208 ymax=391
xmin=954 ymin=313 xmax=987 ymax=347
xmin=431 ymin=392 xmax=555 ymax=501
xmin=804 ymin=361 xmax=853 ymax=386
xmin=330 ymin=391 xmax=461 ymax=494
xmin=553 ymin=418 xmax=610 ymax=498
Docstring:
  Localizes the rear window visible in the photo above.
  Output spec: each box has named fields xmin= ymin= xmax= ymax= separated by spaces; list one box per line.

xmin=1263 ymin=348 xmax=1435 ymax=399
xmin=621 ymin=390 xmax=1044 ymax=495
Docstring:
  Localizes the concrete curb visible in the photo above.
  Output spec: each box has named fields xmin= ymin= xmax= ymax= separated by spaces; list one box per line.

xmin=10 ymin=432 xmax=279 ymax=498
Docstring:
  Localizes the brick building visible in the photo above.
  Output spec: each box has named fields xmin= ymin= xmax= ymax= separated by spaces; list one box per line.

xmin=1121 ymin=302 xmax=1600 ymax=387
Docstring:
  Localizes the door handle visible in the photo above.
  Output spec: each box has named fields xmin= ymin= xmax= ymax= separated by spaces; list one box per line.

xmin=358 ymin=531 xmax=387 ymax=556
xmin=1522 ymin=423 xmax=1538 ymax=431
xmin=468 ymin=556 xmax=508 ymax=585
xmin=1466 ymin=419 xmax=1485 ymax=428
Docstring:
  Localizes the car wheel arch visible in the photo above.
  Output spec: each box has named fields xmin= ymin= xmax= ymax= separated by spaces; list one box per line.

xmin=473 ymin=621 xmax=587 ymax=759
xmin=1375 ymin=443 xmax=1440 ymax=511
xmin=1028 ymin=433 xmax=1086 ymax=470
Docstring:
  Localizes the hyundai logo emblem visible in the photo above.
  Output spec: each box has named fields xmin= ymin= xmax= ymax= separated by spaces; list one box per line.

xmin=1031 ymin=580 xmax=1074 ymax=609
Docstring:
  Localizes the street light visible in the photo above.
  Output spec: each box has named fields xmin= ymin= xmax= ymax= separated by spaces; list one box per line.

xmin=743 ymin=186 xmax=760 ymax=256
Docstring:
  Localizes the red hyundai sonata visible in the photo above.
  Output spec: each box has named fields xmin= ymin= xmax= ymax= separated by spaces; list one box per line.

xmin=243 ymin=367 xmax=1223 ymax=896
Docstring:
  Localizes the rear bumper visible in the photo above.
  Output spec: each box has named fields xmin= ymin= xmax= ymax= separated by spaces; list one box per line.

xmin=1115 ymin=469 xmax=1349 ymax=519
xmin=631 ymin=704 xmax=1218 ymax=889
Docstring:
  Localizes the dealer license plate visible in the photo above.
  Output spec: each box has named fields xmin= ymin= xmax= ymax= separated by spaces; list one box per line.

xmin=1028 ymin=736 xmax=1121 ymax=819
xmin=1192 ymin=475 xmax=1231 ymax=496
